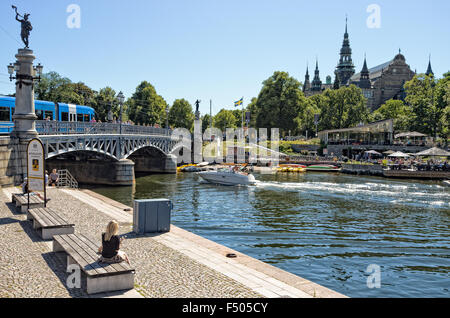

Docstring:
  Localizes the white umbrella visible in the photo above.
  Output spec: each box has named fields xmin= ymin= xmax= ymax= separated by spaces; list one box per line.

xmin=415 ymin=147 xmax=450 ymax=157
xmin=388 ymin=151 xmax=410 ymax=158
xmin=365 ymin=150 xmax=382 ymax=156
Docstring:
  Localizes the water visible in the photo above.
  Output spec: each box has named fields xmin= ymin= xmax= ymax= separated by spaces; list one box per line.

xmin=89 ymin=172 xmax=450 ymax=298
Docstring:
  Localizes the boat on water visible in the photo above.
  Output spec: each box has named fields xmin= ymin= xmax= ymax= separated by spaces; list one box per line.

xmin=198 ymin=168 xmax=256 ymax=186
xmin=182 ymin=166 xmax=202 ymax=172
xmin=306 ymin=164 xmax=341 ymax=172
xmin=443 ymin=180 xmax=450 ymax=187
xmin=277 ymin=164 xmax=307 ymax=173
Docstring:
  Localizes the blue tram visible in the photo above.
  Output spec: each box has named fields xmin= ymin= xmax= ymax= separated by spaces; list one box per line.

xmin=0 ymin=96 xmax=96 ymax=134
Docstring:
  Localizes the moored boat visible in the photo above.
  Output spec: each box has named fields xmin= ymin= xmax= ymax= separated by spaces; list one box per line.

xmin=306 ymin=164 xmax=341 ymax=172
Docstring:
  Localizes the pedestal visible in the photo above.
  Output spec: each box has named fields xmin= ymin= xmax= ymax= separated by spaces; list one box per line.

xmin=10 ymin=49 xmax=39 ymax=185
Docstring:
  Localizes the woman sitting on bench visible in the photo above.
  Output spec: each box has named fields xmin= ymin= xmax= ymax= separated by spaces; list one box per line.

xmin=98 ymin=220 xmax=131 ymax=265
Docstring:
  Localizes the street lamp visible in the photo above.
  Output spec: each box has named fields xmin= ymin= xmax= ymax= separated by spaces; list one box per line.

xmin=165 ymin=104 xmax=170 ymax=132
xmin=117 ymin=91 xmax=125 ymax=135
xmin=7 ymin=61 xmax=43 ymax=88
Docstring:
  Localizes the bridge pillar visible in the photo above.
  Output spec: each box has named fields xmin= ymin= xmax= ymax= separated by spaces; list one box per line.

xmin=164 ymin=154 xmax=177 ymax=173
xmin=114 ymin=159 xmax=135 ymax=185
xmin=10 ymin=49 xmax=39 ymax=185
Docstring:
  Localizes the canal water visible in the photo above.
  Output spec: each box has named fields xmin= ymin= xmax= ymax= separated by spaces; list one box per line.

xmin=89 ymin=172 xmax=450 ymax=298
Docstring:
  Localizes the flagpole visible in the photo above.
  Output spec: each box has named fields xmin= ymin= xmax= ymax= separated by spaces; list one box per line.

xmin=241 ymin=97 xmax=244 ymax=130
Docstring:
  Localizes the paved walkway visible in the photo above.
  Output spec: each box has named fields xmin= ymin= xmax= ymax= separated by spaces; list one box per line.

xmin=0 ymin=186 xmax=346 ymax=298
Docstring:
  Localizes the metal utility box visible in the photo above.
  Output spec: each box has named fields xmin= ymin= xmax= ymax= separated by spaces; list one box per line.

xmin=133 ymin=199 xmax=172 ymax=234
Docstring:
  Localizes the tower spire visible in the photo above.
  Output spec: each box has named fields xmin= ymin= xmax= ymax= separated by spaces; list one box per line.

xmin=359 ymin=54 xmax=371 ymax=89
xmin=335 ymin=16 xmax=355 ymax=86
xmin=303 ymin=62 xmax=311 ymax=92
xmin=311 ymin=58 xmax=322 ymax=91
xmin=426 ymin=54 xmax=434 ymax=76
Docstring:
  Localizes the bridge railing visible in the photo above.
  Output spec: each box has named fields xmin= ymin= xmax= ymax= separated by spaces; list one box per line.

xmin=36 ymin=121 xmax=171 ymax=136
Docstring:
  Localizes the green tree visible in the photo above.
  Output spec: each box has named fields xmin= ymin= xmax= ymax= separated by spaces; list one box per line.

xmin=128 ymin=81 xmax=167 ymax=126
xmin=245 ymin=97 xmax=258 ymax=128
xmin=169 ymin=98 xmax=195 ymax=130
xmin=310 ymin=85 xmax=368 ymax=130
xmin=255 ymin=71 xmax=304 ymax=136
xmin=294 ymin=98 xmax=320 ymax=137
xmin=201 ymin=114 xmax=212 ymax=133
xmin=94 ymin=87 xmax=118 ymax=122
xmin=213 ymin=109 xmax=237 ymax=132
xmin=35 ymin=71 xmax=71 ymax=102
xmin=370 ymin=99 xmax=412 ymax=132
xmin=405 ymin=73 xmax=449 ymax=139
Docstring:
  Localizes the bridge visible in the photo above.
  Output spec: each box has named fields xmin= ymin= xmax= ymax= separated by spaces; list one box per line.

xmin=0 ymin=120 xmax=188 ymax=187
xmin=34 ymin=121 xmax=186 ymax=185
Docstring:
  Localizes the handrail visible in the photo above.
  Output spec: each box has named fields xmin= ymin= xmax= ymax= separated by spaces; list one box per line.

xmin=56 ymin=169 xmax=78 ymax=189
xmin=36 ymin=120 xmax=172 ymax=136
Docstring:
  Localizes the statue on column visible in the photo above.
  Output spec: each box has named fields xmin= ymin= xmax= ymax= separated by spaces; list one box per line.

xmin=195 ymin=99 xmax=201 ymax=120
xmin=12 ymin=5 xmax=33 ymax=49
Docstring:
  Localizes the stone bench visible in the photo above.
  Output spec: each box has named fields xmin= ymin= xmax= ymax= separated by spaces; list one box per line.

xmin=11 ymin=193 xmax=45 ymax=213
xmin=27 ymin=208 xmax=75 ymax=240
xmin=53 ymin=234 xmax=135 ymax=295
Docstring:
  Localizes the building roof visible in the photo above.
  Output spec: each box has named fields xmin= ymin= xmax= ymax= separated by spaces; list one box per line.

xmin=394 ymin=131 xmax=428 ymax=138
xmin=318 ymin=119 xmax=394 ymax=135
xmin=351 ymin=60 xmax=392 ymax=82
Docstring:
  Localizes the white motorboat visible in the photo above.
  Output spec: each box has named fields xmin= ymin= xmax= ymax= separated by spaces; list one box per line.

xmin=443 ymin=180 xmax=450 ymax=187
xmin=198 ymin=169 xmax=256 ymax=186
xmin=182 ymin=166 xmax=202 ymax=172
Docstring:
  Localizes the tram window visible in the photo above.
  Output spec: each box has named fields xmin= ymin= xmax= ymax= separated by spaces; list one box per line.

xmin=77 ymin=114 xmax=84 ymax=122
xmin=61 ymin=112 xmax=69 ymax=121
xmin=84 ymin=114 xmax=89 ymax=122
xmin=44 ymin=111 xmax=54 ymax=120
xmin=35 ymin=109 xmax=44 ymax=120
xmin=0 ymin=107 xmax=10 ymax=121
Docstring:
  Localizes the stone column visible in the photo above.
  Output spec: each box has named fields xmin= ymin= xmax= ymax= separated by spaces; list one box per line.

xmin=164 ymin=154 xmax=177 ymax=174
xmin=114 ymin=159 xmax=135 ymax=186
xmin=12 ymin=49 xmax=38 ymax=138
xmin=10 ymin=49 xmax=39 ymax=184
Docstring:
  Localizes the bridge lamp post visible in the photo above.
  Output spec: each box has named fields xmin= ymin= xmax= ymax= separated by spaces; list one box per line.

xmin=7 ymin=62 xmax=43 ymax=86
xmin=117 ymin=91 xmax=125 ymax=135
xmin=165 ymin=105 xmax=169 ymax=131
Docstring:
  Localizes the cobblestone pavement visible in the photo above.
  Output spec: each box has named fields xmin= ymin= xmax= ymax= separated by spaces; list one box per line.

xmin=0 ymin=188 xmax=261 ymax=298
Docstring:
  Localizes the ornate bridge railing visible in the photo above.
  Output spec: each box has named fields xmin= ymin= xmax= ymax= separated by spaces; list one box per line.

xmin=36 ymin=121 xmax=171 ymax=136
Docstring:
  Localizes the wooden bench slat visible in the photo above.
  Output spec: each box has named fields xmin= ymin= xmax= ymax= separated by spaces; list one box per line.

xmin=58 ymin=234 xmax=107 ymax=276
xmin=61 ymin=234 xmax=110 ymax=275
xmin=45 ymin=208 xmax=72 ymax=225
xmin=34 ymin=208 xmax=55 ymax=227
xmin=77 ymin=234 xmax=133 ymax=273
xmin=29 ymin=208 xmax=75 ymax=229
xmin=65 ymin=234 xmax=115 ymax=275
xmin=39 ymin=208 xmax=65 ymax=227
xmin=54 ymin=235 xmax=100 ymax=276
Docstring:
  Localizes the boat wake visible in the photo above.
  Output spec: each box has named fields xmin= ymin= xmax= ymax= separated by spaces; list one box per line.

xmin=254 ymin=180 xmax=450 ymax=208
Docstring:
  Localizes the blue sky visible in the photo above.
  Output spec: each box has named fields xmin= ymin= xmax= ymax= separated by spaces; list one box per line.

xmin=0 ymin=0 xmax=449 ymax=115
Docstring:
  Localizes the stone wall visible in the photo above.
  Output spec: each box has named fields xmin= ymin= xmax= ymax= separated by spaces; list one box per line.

xmin=342 ymin=164 xmax=384 ymax=176
xmin=0 ymin=136 xmax=24 ymax=187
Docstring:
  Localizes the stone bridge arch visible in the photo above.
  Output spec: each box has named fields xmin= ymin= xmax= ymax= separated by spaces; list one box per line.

xmin=40 ymin=134 xmax=179 ymax=186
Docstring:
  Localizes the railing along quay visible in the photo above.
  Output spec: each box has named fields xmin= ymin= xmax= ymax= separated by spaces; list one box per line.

xmin=36 ymin=121 xmax=171 ymax=136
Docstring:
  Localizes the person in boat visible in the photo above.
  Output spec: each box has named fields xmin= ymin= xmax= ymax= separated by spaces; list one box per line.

xmin=98 ymin=220 xmax=131 ymax=265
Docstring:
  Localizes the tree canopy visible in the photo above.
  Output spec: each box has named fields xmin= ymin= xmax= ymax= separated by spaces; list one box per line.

xmin=168 ymin=98 xmax=195 ymax=130
xmin=127 ymin=81 xmax=168 ymax=126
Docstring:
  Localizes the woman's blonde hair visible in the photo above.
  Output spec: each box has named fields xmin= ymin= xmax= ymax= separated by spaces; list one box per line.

xmin=105 ymin=220 xmax=119 ymax=241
